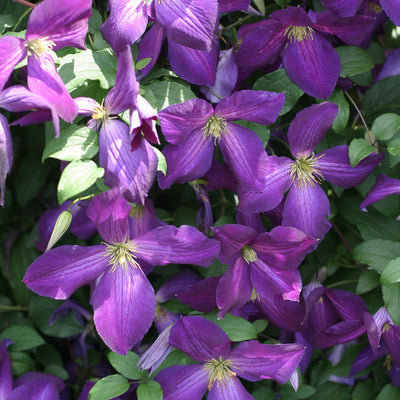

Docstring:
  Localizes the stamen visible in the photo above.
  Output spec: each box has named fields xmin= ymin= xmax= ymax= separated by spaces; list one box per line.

xmin=250 ymin=288 xmax=260 ymax=302
xmin=104 ymin=241 xmax=139 ymax=272
xmin=384 ymin=354 xmax=393 ymax=370
xmin=203 ymin=357 xmax=236 ymax=390
xmin=25 ymin=37 xmax=55 ymax=57
xmin=284 ymin=25 xmax=314 ymax=42
xmin=241 ymin=245 xmax=257 ymax=264
xmin=290 ymin=154 xmax=325 ymax=188
xmin=202 ymin=116 xmax=228 ymax=143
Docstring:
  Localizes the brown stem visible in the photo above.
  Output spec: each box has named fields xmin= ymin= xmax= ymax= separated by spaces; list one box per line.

xmin=331 ymin=221 xmax=353 ymax=253
xmin=13 ymin=0 xmax=36 ymax=7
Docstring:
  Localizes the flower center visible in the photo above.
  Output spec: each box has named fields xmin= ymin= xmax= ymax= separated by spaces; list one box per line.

xmin=202 ymin=116 xmax=228 ymax=143
xmin=130 ymin=204 xmax=145 ymax=218
xmin=104 ymin=241 xmax=139 ymax=272
xmin=369 ymin=2 xmax=382 ymax=13
xmin=241 ymin=245 xmax=257 ymax=264
xmin=284 ymin=25 xmax=314 ymax=42
xmin=290 ymin=154 xmax=324 ymax=188
xmin=250 ymin=287 xmax=260 ymax=302
xmin=204 ymin=357 xmax=236 ymax=390
xmin=25 ymin=37 xmax=55 ymax=57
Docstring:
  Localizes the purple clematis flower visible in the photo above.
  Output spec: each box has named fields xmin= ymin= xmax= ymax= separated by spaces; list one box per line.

xmin=0 ymin=0 xmax=92 ymax=122
xmin=76 ymin=47 xmax=157 ymax=204
xmin=235 ymin=7 xmax=374 ymax=98
xmin=212 ymin=224 xmax=316 ymax=318
xmin=155 ymin=316 xmax=305 ymax=400
xmin=239 ymin=102 xmax=384 ymax=240
xmin=158 ymin=90 xmax=285 ymax=190
xmin=23 ymin=190 xmax=220 ymax=355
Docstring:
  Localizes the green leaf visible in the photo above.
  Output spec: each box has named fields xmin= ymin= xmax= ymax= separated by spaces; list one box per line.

xmin=336 ymin=46 xmax=374 ymax=78
xmin=213 ymin=215 xmax=236 ymax=227
xmin=9 ymin=352 xmax=35 ymax=376
xmin=57 ymin=49 xmax=117 ymax=91
xmin=143 ymin=81 xmax=196 ymax=111
xmin=108 ymin=351 xmax=143 ymax=380
xmin=204 ymin=313 xmax=257 ymax=341
xmin=371 ymin=113 xmax=400 ymax=141
xmin=137 ymin=381 xmax=163 ymax=400
xmin=46 ymin=211 xmax=72 ymax=251
xmin=234 ymin=120 xmax=270 ymax=146
xmin=348 ymin=138 xmax=375 ymax=167
xmin=321 ymin=89 xmax=349 ymax=133
xmin=43 ymin=125 xmax=99 ymax=162
xmin=43 ymin=364 xmax=69 ymax=380
xmin=0 ymin=15 xmax=17 ymax=34
xmin=356 ymin=270 xmax=380 ymax=294
xmin=252 ymin=319 xmax=268 ymax=333
xmin=253 ymin=0 xmax=265 ymax=15
xmin=382 ymin=283 xmax=400 ymax=325
xmin=0 ymin=325 xmax=44 ymax=351
xmin=253 ymin=68 xmax=304 ymax=115
xmin=353 ymin=239 xmax=400 ymax=272
xmin=352 ymin=380 xmax=374 ymax=400
xmin=381 ymin=257 xmax=400 ymax=284
xmin=387 ymin=135 xmax=400 ymax=156
xmin=88 ymin=375 xmax=130 ymax=400
xmin=376 ymin=384 xmax=400 ymax=400
xmin=57 ymin=160 xmax=104 ymax=204
xmin=153 ymin=147 xmax=167 ymax=175
xmin=136 ymin=58 xmax=152 ymax=71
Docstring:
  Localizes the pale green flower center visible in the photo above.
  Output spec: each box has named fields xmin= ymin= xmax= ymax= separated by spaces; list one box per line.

xmin=202 ymin=116 xmax=228 ymax=143
xmin=290 ymin=154 xmax=324 ymax=188
xmin=203 ymin=357 xmax=236 ymax=390
xmin=369 ymin=2 xmax=382 ymax=13
xmin=241 ymin=245 xmax=257 ymax=264
xmin=129 ymin=204 xmax=145 ymax=218
xmin=284 ymin=25 xmax=314 ymax=42
xmin=25 ymin=37 xmax=55 ymax=57
xmin=104 ymin=241 xmax=139 ymax=272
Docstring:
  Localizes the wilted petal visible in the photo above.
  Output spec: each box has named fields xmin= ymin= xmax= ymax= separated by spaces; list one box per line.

xmin=27 ymin=53 xmax=78 ymax=123
xmin=0 ymin=36 xmax=26 ymax=91
xmin=216 ymin=90 xmax=285 ymax=125
xmin=360 ymin=174 xmax=400 ymax=210
xmin=99 ymin=120 xmax=157 ymax=204
xmin=23 ymin=245 xmax=108 ymax=299
xmin=381 ymin=0 xmax=400 ymax=26
xmin=91 ymin=264 xmax=155 ymax=355
xmin=0 ymin=114 xmax=12 ymax=206
xmin=100 ymin=0 xmax=148 ymax=54
xmin=282 ymin=182 xmax=331 ymax=240
xmin=288 ymin=103 xmax=338 ymax=158
xmin=87 ymin=189 xmax=131 ymax=243
xmin=155 ymin=364 xmax=208 ymax=400
xmin=208 ymin=376 xmax=253 ymax=400
xmin=155 ymin=0 xmax=218 ymax=51
xmin=316 ymin=145 xmax=383 ymax=188
xmin=169 ymin=38 xmax=218 ymax=86
xmin=283 ymin=34 xmax=341 ymax=99
xmin=133 ymin=225 xmax=219 ymax=267
xmin=217 ymin=258 xmax=252 ymax=318
xmin=230 ymin=341 xmax=305 ymax=384
xmin=170 ymin=316 xmax=231 ymax=361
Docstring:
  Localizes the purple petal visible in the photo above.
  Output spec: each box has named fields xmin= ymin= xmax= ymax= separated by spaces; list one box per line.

xmin=0 ymin=114 xmax=12 ymax=206
xmin=230 ymin=341 xmax=305 ymax=384
xmin=382 ymin=324 xmax=400 ymax=366
xmin=100 ymin=0 xmax=148 ymax=54
xmin=377 ymin=48 xmax=400 ymax=81
xmin=0 ymin=340 xmax=12 ymax=400
xmin=99 ymin=120 xmax=157 ymax=204
xmin=105 ymin=46 xmax=139 ymax=115
xmin=381 ymin=0 xmax=400 ymax=26
xmin=23 ymin=245 xmax=108 ymax=299
xmin=216 ymin=258 xmax=252 ymax=318
xmin=158 ymin=99 xmax=213 ymax=145
xmin=0 ymin=36 xmax=27 ymax=91
xmin=316 ymin=145 xmax=384 ymax=188
xmin=11 ymin=110 xmax=60 ymax=137
xmin=27 ymin=53 xmax=78 ymax=123
xmin=208 ymin=376 xmax=254 ymax=400
xmin=219 ymin=122 xmax=269 ymax=189
xmin=325 ymin=289 xmax=369 ymax=320
xmin=133 ymin=225 xmax=220 ymax=267
xmin=26 ymin=0 xmax=91 ymax=50
xmin=283 ymin=34 xmax=341 ymax=99
xmin=349 ymin=345 xmax=384 ymax=376
xmin=91 ymin=264 xmax=155 ymax=355
xmin=320 ymin=0 xmax=364 ymax=16
xmin=282 ymin=182 xmax=331 ymax=240
xmin=215 ymin=90 xmax=285 ymax=125
xmin=86 ymin=189 xmax=131 ymax=243
xmin=219 ymin=0 xmax=251 ymax=13
xmin=169 ymin=316 xmax=231 ymax=361
xmin=157 ymin=129 xmax=214 ymax=189
xmin=155 ymin=364 xmax=208 ymax=400
xmin=155 ymin=0 xmax=218 ymax=51
xmin=75 ymin=97 xmax=100 ymax=116
xmin=287 ymin=103 xmax=338 ymax=158
xmin=360 ymin=174 xmax=400 ymax=210
xmin=213 ymin=224 xmax=259 ymax=265
xmin=237 ymin=156 xmax=292 ymax=214
xmin=169 ymin=38 xmax=218 ymax=86
xmin=8 ymin=379 xmax=61 ymax=400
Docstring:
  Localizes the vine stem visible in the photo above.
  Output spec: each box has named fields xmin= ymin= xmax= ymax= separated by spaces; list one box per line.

xmin=0 ymin=304 xmax=29 ymax=312
xmin=13 ymin=0 xmax=36 ymax=7
xmin=345 ymin=91 xmax=369 ymax=132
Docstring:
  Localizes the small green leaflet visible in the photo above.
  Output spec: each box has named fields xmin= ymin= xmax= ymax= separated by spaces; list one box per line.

xmin=46 ymin=211 xmax=72 ymax=252
xmin=88 ymin=374 xmax=129 ymax=400
xmin=137 ymin=381 xmax=163 ymax=400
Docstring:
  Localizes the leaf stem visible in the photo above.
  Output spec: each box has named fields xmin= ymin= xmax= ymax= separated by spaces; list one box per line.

xmin=0 ymin=304 xmax=29 ymax=312
xmin=13 ymin=0 xmax=36 ymax=7
xmin=344 ymin=91 xmax=369 ymax=133
xmin=12 ymin=6 xmax=32 ymax=30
